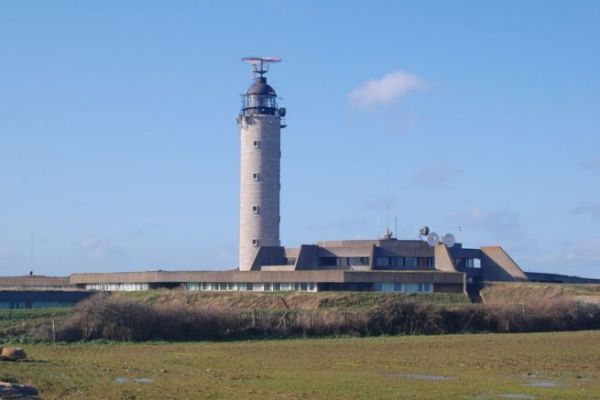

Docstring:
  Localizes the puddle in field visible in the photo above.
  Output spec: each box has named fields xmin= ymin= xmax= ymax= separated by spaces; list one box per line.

xmin=525 ymin=380 xmax=559 ymax=388
xmin=518 ymin=372 xmax=562 ymax=389
xmin=474 ymin=394 xmax=535 ymax=400
xmin=114 ymin=377 xmax=154 ymax=384
xmin=397 ymin=373 xmax=454 ymax=381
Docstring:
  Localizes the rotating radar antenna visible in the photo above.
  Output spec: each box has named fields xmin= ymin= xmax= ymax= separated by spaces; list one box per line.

xmin=242 ymin=56 xmax=282 ymax=78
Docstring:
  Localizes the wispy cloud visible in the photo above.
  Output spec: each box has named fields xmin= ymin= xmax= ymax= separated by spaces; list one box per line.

xmin=449 ymin=207 xmax=522 ymax=238
xmin=413 ymin=163 xmax=459 ymax=190
xmin=579 ymin=158 xmax=600 ymax=172
xmin=542 ymin=240 xmax=600 ymax=278
xmin=573 ymin=202 xmax=600 ymax=219
xmin=79 ymin=236 xmax=129 ymax=266
xmin=348 ymin=70 xmax=429 ymax=108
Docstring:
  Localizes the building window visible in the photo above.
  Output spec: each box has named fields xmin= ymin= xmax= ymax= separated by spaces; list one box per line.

xmin=320 ymin=257 xmax=371 ymax=267
xmin=376 ymin=257 xmax=390 ymax=267
xmin=85 ymin=282 xmax=149 ymax=292
xmin=252 ymin=239 xmax=259 ymax=247
xmin=185 ymin=281 xmax=317 ymax=292
xmin=391 ymin=257 xmax=404 ymax=267
xmin=253 ymin=140 xmax=261 ymax=149
xmin=464 ymin=258 xmax=481 ymax=268
xmin=319 ymin=257 xmax=337 ymax=267
xmin=253 ymin=173 xmax=260 ymax=181
xmin=252 ymin=205 xmax=260 ymax=214
xmin=348 ymin=257 xmax=369 ymax=266
xmin=405 ymin=257 xmax=418 ymax=268
xmin=373 ymin=282 xmax=433 ymax=293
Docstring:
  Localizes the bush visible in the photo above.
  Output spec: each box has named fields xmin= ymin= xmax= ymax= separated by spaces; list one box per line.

xmin=57 ymin=293 xmax=600 ymax=342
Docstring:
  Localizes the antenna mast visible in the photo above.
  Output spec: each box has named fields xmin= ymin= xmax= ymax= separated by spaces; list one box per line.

xmin=241 ymin=56 xmax=282 ymax=78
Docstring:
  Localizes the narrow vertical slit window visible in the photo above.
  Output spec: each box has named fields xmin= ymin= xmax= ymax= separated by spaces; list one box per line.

xmin=252 ymin=206 xmax=260 ymax=215
xmin=253 ymin=173 xmax=260 ymax=181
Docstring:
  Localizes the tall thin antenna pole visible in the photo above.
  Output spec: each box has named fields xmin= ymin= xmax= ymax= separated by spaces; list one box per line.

xmin=395 ymin=216 xmax=398 ymax=239
xmin=30 ymin=230 xmax=34 ymax=273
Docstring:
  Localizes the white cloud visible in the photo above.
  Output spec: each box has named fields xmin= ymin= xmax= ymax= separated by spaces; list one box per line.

xmin=349 ymin=70 xmax=429 ymax=108
xmin=413 ymin=163 xmax=459 ymax=190
xmin=573 ymin=202 xmax=600 ymax=219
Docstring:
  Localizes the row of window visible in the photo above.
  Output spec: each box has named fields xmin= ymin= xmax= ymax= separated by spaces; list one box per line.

xmin=455 ymin=258 xmax=481 ymax=269
xmin=373 ymin=282 xmax=433 ymax=293
xmin=76 ymin=282 xmax=436 ymax=293
xmin=375 ymin=257 xmax=434 ymax=268
xmin=85 ymin=283 xmax=149 ymax=292
xmin=319 ymin=257 xmax=370 ymax=267
xmin=244 ymin=94 xmax=278 ymax=109
xmin=185 ymin=282 xmax=317 ymax=292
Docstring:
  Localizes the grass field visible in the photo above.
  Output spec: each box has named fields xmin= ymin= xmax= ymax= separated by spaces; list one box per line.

xmin=2 ymin=331 xmax=599 ymax=399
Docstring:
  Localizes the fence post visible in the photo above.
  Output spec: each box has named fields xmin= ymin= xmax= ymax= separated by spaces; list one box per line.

xmin=52 ymin=319 xmax=56 ymax=342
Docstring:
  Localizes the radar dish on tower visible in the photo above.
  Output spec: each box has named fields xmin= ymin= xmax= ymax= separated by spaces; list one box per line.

xmin=442 ymin=233 xmax=456 ymax=248
xmin=426 ymin=232 xmax=440 ymax=247
xmin=419 ymin=226 xmax=430 ymax=237
xmin=241 ymin=56 xmax=282 ymax=77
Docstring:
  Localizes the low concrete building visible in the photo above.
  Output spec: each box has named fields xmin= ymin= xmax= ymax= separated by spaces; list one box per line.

xmin=66 ymin=237 xmax=528 ymax=294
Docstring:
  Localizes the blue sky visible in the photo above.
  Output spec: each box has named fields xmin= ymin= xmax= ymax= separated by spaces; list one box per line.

xmin=0 ymin=1 xmax=599 ymax=277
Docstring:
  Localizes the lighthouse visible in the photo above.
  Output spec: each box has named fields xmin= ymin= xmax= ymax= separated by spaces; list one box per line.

xmin=238 ymin=57 xmax=286 ymax=271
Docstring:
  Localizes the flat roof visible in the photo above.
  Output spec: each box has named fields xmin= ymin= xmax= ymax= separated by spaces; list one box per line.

xmin=70 ymin=270 xmax=464 ymax=285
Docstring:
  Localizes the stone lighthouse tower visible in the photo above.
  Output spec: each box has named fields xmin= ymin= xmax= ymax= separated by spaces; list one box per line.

xmin=238 ymin=57 xmax=286 ymax=271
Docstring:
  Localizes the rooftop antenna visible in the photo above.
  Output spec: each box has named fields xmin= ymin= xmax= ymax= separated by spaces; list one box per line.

xmin=442 ymin=233 xmax=456 ymax=247
xmin=29 ymin=229 xmax=34 ymax=276
xmin=241 ymin=56 xmax=282 ymax=78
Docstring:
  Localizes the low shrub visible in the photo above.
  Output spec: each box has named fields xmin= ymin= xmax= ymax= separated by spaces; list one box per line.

xmin=57 ymin=293 xmax=600 ymax=342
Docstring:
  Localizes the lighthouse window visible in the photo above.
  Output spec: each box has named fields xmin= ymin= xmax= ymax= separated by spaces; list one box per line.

xmin=253 ymin=140 xmax=260 ymax=149
xmin=253 ymin=173 xmax=260 ymax=181
xmin=252 ymin=206 xmax=260 ymax=214
xmin=252 ymin=239 xmax=259 ymax=247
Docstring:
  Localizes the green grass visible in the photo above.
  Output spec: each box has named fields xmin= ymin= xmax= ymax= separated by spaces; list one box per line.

xmin=115 ymin=290 xmax=470 ymax=311
xmin=2 ymin=331 xmax=599 ymax=399
xmin=0 ymin=308 xmax=72 ymax=342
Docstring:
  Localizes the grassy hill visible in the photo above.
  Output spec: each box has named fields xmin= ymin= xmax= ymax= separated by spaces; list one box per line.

xmin=480 ymin=282 xmax=600 ymax=305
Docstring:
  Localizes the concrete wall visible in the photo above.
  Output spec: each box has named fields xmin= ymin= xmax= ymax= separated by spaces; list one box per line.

xmin=480 ymin=246 xmax=528 ymax=281
xmin=239 ymin=114 xmax=281 ymax=271
xmin=70 ymin=269 xmax=465 ymax=287
xmin=434 ymin=244 xmax=456 ymax=272
xmin=250 ymin=246 xmax=286 ymax=271
xmin=0 ymin=275 xmax=71 ymax=289
xmin=294 ymin=244 xmax=320 ymax=270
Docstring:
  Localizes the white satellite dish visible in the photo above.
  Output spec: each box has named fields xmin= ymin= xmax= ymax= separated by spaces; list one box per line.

xmin=442 ymin=233 xmax=456 ymax=248
xmin=426 ymin=232 xmax=440 ymax=247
